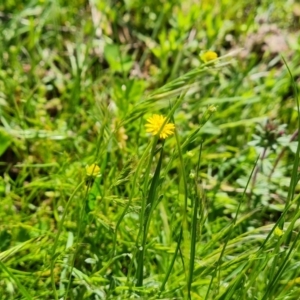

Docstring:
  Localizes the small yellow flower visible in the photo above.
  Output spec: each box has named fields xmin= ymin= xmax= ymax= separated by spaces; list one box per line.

xmin=85 ymin=164 xmax=101 ymax=178
xmin=201 ymin=51 xmax=218 ymax=63
xmin=145 ymin=114 xmax=175 ymax=139
xmin=274 ymin=227 xmax=283 ymax=237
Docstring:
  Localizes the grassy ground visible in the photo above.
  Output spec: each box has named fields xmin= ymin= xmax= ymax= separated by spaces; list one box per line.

xmin=1 ymin=0 xmax=300 ymax=299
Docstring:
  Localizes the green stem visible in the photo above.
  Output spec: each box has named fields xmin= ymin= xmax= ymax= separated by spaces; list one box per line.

xmin=50 ymin=180 xmax=85 ymax=300
xmin=112 ymin=141 xmax=153 ymax=258
xmin=136 ymin=142 xmax=164 ymax=287
xmin=65 ymin=180 xmax=92 ymax=297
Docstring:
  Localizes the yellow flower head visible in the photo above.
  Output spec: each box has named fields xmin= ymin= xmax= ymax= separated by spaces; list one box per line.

xmin=274 ymin=227 xmax=283 ymax=237
xmin=145 ymin=114 xmax=175 ymax=139
xmin=85 ymin=164 xmax=101 ymax=178
xmin=201 ymin=51 xmax=218 ymax=63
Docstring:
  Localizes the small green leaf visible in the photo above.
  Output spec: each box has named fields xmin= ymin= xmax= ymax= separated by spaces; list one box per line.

xmin=104 ymin=44 xmax=133 ymax=73
xmin=0 ymin=127 xmax=12 ymax=156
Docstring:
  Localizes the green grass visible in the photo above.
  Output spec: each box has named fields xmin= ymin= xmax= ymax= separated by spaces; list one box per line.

xmin=1 ymin=0 xmax=300 ymax=299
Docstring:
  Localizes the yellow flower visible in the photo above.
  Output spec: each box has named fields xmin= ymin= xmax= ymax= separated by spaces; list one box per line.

xmin=145 ymin=114 xmax=175 ymax=139
xmin=201 ymin=51 xmax=218 ymax=63
xmin=274 ymin=227 xmax=283 ymax=237
xmin=85 ymin=164 xmax=101 ymax=178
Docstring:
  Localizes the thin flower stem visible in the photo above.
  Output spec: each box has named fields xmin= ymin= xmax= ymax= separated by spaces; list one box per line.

xmin=112 ymin=141 xmax=153 ymax=258
xmin=50 ymin=180 xmax=85 ymax=300
xmin=136 ymin=141 xmax=163 ymax=287
xmin=65 ymin=180 xmax=93 ymax=297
